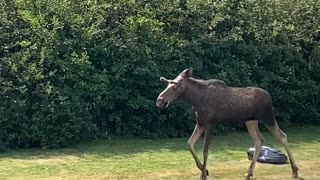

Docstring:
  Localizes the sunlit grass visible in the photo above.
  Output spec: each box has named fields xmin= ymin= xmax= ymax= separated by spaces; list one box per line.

xmin=0 ymin=126 xmax=319 ymax=180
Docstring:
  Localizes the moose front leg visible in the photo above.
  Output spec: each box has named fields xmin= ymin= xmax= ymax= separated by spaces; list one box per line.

xmin=200 ymin=128 xmax=212 ymax=180
xmin=187 ymin=124 xmax=208 ymax=175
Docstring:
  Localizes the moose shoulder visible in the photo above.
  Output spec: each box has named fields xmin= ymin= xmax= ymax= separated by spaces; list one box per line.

xmin=156 ymin=68 xmax=299 ymax=180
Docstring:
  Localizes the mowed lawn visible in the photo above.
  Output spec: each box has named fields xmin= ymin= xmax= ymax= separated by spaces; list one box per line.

xmin=0 ymin=126 xmax=319 ymax=180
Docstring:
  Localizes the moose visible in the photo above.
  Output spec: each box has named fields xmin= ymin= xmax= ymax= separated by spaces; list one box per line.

xmin=156 ymin=68 xmax=299 ymax=180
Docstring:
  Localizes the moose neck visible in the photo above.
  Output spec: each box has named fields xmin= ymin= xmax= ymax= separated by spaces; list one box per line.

xmin=180 ymin=78 xmax=208 ymax=111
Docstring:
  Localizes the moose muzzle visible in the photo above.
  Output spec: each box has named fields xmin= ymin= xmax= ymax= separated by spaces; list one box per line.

xmin=156 ymin=96 xmax=170 ymax=108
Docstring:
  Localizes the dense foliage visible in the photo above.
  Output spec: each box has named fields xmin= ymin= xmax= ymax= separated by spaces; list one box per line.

xmin=1 ymin=0 xmax=319 ymax=150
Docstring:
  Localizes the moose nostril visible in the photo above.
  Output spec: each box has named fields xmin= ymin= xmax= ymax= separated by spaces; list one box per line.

xmin=156 ymin=97 xmax=164 ymax=106
xmin=157 ymin=98 xmax=163 ymax=104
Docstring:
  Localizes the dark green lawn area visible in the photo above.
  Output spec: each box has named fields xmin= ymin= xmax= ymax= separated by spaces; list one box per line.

xmin=0 ymin=126 xmax=319 ymax=180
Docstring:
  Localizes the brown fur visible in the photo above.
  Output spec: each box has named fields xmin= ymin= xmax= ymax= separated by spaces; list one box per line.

xmin=180 ymin=77 xmax=275 ymax=127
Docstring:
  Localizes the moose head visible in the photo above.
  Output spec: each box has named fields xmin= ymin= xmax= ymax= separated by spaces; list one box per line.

xmin=156 ymin=67 xmax=193 ymax=108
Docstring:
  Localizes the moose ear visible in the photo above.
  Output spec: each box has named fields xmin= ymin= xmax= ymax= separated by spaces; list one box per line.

xmin=160 ymin=77 xmax=169 ymax=83
xmin=180 ymin=67 xmax=193 ymax=78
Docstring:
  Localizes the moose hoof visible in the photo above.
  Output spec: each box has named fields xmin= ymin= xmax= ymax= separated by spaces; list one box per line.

xmin=244 ymin=172 xmax=253 ymax=180
xmin=199 ymin=170 xmax=209 ymax=180
xmin=292 ymin=168 xmax=299 ymax=179
xmin=292 ymin=173 xmax=299 ymax=179
xmin=199 ymin=175 xmax=207 ymax=180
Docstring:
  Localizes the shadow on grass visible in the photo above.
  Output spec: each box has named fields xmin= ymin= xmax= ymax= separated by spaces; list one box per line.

xmin=0 ymin=125 xmax=319 ymax=160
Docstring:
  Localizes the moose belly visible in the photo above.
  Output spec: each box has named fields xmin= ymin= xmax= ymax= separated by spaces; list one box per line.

xmin=215 ymin=110 xmax=256 ymax=126
xmin=218 ymin=115 xmax=255 ymax=127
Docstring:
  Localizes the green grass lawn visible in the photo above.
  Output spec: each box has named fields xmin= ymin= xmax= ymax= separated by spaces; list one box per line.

xmin=0 ymin=126 xmax=319 ymax=180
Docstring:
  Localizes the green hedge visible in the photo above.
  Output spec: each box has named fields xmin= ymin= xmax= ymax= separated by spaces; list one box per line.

xmin=1 ymin=0 xmax=319 ymax=150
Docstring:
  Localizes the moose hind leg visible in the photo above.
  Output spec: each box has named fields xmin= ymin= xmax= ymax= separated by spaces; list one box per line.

xmin=266 ymin=121 xmax=299 ymax=178
xmin=244 ymin=121 xmax=264 ymax=180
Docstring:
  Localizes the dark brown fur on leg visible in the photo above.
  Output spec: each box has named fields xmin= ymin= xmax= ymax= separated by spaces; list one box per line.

xmin=200 ymin=129 xmax=212 ymax=180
